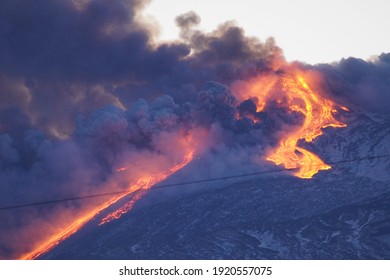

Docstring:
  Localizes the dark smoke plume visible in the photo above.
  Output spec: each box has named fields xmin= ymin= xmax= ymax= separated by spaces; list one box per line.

xmin=0 ymin=0 xmax=388 ymax=259
xmin=314 ymin=54 xmax=390 ymax=113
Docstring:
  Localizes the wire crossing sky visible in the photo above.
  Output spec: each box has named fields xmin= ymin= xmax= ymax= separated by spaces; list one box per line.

xmin=2 ymin=154 xmax=389 ymax=211
xmin=144 ymin=0 xmax=390 ymax=64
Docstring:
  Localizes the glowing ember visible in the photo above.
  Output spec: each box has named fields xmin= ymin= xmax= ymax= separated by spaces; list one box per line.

xmin=116 ymin=166 xmax=129 ymax=172
xmin=234 ymin=68 xmax=347 ymax=178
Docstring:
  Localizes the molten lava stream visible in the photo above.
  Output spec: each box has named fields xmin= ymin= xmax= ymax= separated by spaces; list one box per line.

xmin=19 ymin=151 xmax=194 ymax=260
xmin=234 ymin=69 xmax=347 ymax=178
xmin=99 ymin=150 xmax=194 ymax=225
xmin=266 ymin=74 xmax=346 ymax=178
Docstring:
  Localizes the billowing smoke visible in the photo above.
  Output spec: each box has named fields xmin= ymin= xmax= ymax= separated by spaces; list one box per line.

xmin=314 ymin=55 xmax=390 ymax=113
xmin=0 ymin=0 xmax=388 ymax=259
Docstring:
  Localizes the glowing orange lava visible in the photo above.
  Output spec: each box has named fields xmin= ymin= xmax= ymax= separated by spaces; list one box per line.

xmin=234 ymin=68 xmax=347 ymax=178
xmin=19 ymin=199 xmax=116 ymax=260
xmin=18 ymin=67 xmax=347 ymax=260
xmin=99 ymin=150 xmax=194 ymax=225
xmin=19 ymin=150 xmax=194 ymax=260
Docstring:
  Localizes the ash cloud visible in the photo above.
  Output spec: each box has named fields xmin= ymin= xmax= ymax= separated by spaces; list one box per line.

xmin=0 ymin=0 xmax=189 ymax=136
xmin=314 ymin=54 xmax=390 ymax=113
xmin=0 ymin=0 xmax=388 ymax=259
xmin=0 ymin=1 xmax=281 ymax=137
xmin=0 ymin=0 xmax=171 ymax=81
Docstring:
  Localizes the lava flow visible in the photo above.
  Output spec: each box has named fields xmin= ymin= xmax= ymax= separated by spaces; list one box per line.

xmin=19 ymin=150 xmax=194 ymax=260
xmin=99 ymin=150 xmax=194 ymax=225
xmin=234 ymin=68 xmax=347 ymax=178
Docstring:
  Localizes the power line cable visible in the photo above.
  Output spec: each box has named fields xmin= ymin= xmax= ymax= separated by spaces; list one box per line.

xmin=1 ymin=154 xmax=389 ymax=211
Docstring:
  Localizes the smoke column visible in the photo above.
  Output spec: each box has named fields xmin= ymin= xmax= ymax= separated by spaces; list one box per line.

xmin=0 ymin=0 xmax=389 ymax=259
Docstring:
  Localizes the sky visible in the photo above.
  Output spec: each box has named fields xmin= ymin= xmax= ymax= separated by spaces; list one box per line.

xmin=144 ymin=0 xmax=390 ymax=64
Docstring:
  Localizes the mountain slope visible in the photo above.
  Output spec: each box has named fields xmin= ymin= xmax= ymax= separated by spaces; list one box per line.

xmin=41 ymin=174 xmax=390 ymax=259
xmin=41 ymin=112 xmax=390 ymax=260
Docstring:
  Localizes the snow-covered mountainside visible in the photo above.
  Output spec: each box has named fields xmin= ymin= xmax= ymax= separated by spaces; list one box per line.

xmin=41 ymin=112 xmax=390 ymax=259
xmin=315 ymin=112 xmax=390 ymax=181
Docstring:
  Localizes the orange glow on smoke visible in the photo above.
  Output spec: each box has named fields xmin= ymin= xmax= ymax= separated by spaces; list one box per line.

xmin=18 ymin=67 xmax=347 ymax=260
xmin=234 ymin=68 xmax=347 ymax=178
xmin=19 ymin=137 xmax=196 ymax=260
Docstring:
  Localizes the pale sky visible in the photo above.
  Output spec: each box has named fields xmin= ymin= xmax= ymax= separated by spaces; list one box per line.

xmin=143 ymin=0 xmax=390 ymax=64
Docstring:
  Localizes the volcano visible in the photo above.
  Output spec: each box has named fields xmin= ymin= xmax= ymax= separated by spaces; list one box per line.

xmin=40 ymin=97 xmax=390 ymax=260
xmin=0 ymin=0 xmax=390 ymax=260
